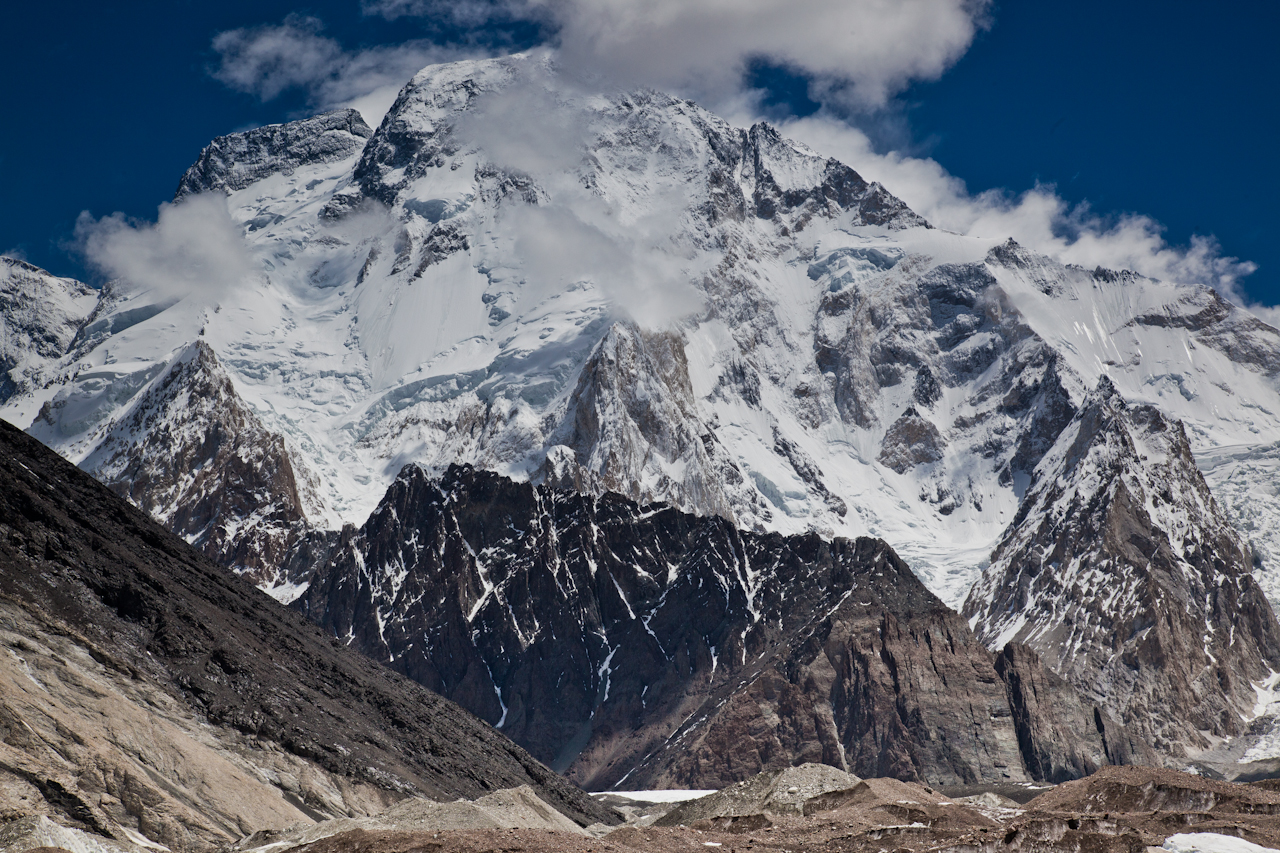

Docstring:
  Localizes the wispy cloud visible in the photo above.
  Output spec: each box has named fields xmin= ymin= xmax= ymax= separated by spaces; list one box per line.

xmin=452 ymin=68 xmax=708 ymax=327
xmin=509 ymin=200 xmax=708 ymax=329
xmin=363 ymin=0 xmax=991 ymax=112
xmin=779 ymin=113 xmax=1265 ymax=318
xmin=211 ymin=14 xmax=478 ymax=125
xmin=75 ymin=194 xmax=259 ymax=303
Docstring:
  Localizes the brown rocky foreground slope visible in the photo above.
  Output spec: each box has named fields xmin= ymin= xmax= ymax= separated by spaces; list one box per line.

xmin=236 ymin=766 xmax=1280 ymax=853
xmin=0 ymin=420 xmax=616 ymax=852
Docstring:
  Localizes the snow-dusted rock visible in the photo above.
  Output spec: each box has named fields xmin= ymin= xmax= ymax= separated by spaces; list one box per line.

xmin=29 ymin=340 xmax=320 ymax=584
xmin=294 ymin=463 xmax=1127 ymax=789
xmin=964 ymin=377 xmax=1280 ymax=755
xmin=0 ymin=256 xmax=96 ymax=403
xmin=176 ymin=108 xmax=373 ymax=199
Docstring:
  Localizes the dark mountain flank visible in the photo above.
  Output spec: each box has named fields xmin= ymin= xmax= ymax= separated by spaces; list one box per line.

xmin=0 ymin=420 xmax=615 ymax=851
xmin=291 ymin=463 xmax=1135 ymax=790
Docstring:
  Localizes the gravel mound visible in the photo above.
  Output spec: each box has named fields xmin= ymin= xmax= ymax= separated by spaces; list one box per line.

xmin=233 ymin=787 xmax=585 ymax=853
xmin=801 ymin=776 xmax=948 ymax=815
xmin=801 ymin=778 xmax=1000 ymax=833
xmin=1025 ymin=766 xmax=1280 ymax=815
xmin=655 ymin=764 xmax=861 ymax=825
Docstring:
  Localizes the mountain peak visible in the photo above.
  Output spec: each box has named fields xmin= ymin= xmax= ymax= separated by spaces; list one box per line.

xmin=176 ymin=108 xmax=373 ymax=199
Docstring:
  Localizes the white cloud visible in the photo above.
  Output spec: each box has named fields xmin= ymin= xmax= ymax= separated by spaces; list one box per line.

xmin=75 ymin=194 xmax=259 ymax=304
xmin=364 ymin=0 xmax=991 ymax=112
xmin=557 ymin=0 xmax=989 ymax=110
xmin=452 ymin=69 xmax=589 ymax=180
xmin=211 ymin=15 xmax=345 ymax=101
xmin=451 ymin=70 xmax=708 ymax=328
xmin=211 ymin=15 xmax=479 ymax=125
xmin=777 ymin=113 xmax=1266 ymax=318
xmin=508 ymin=202 xmax=708 ymax=329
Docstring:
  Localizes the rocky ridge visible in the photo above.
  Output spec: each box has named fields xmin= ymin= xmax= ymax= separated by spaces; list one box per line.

xmin=39 ymin=340 xmax=320 ymax=584
xmin=176 ymin=109 xmax=373 ymax=199
xmin=293 ymin=462 xmax=1133 ymax=790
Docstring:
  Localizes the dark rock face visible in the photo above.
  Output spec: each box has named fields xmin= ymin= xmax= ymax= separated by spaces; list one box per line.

xmin=0 ymin=420 xmax=617 ymax=842
xmin=292 ymin=464 xmax=1134 ymax=790
xmin=994 ymin=643 xmax=1155 ymax=784
xmin=36 ymin=341 xmax=314 ymax=582
xmin=175 ymin=109 xmax=373 ymax=198
xmin=965 ymin=377 xmax=1280 ymax=755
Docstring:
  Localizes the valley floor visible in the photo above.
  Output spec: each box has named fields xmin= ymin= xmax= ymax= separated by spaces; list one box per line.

xmin=204 ymin=766 xmax=1280 ymax=853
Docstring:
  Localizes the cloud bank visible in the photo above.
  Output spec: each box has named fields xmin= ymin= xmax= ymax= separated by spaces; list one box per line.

xmin=75 ymin=194 xmax=259 ymax=303
xmin=211 ymin=15 xmax=475 ymax=125
xmin=363 ymin=0 xmax=991 ymax=110
xmin=777 ymin=113 xmax=1262 ymax=315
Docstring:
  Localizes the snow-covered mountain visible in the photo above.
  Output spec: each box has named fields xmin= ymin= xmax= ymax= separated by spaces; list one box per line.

xmin=9 ymin=54 xmax=1280 ymax=610
xmin=6 ymin=53 xmax=1280 ymax=775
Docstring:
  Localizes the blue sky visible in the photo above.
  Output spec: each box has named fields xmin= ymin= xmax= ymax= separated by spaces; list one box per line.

xmin=3 ymin=1 xmax=1277 ymax=312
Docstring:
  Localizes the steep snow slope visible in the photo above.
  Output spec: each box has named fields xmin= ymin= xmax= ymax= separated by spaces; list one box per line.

xmin=5 ymin=54 xmax=1280 ymax=613
xmin=0 ymin=257 xmax=97 ymax=403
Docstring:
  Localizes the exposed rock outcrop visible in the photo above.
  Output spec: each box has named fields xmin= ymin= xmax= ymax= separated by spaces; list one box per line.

xmin=878 ymin=407 xmax=946 ymax=473
xmin=553 ymin=323 xmax=753 ymax=522
xmin=33 ymin=341 xmax=317 ymax=585
xmin=994 ymin=643 xmax=1154 ymax=783
xmin=175 ymin=109 xmax=373 ymax=198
